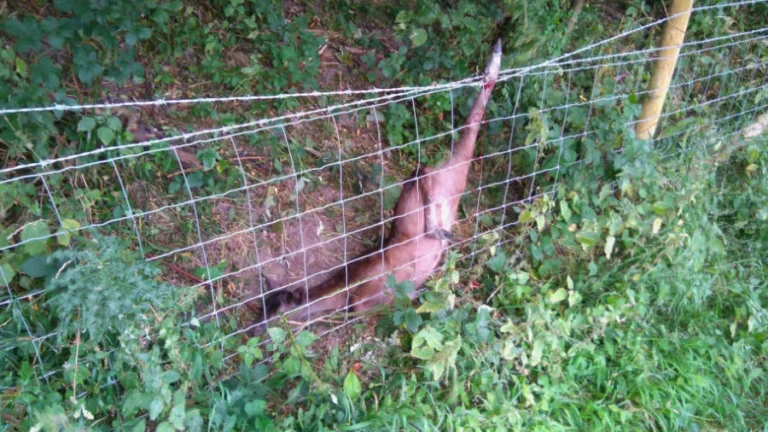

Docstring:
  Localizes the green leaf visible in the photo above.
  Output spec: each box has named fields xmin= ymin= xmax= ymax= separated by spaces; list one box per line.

xmin=410 ymin=28 xmax=428 ymax=47
xmin=184 ymin=409 xmax=203 ymax=432
xmin=416 ymin=298 xmax=448 ymax=313
xmin=267 ymin=327 xmax=286 ymax=344
xmin=414 ymin=326 xmax=443 ymax=350
xmin=560 ymin=200 xmax=572 ymax=222
xmin=244 ymin=400 xmax=266 ymax=418
xmin=77 ymin=117 xmax=97 ymax=132
xmin=107 ymin=116 xmax=123 ymax=131
xmin=169 ymin=402 xmax=185 ymax=430
xmin=383 ymin=180 xmax=402 ymax=211
xmin=164 ymin=370 xmax=180 ymax=384
xmin=485 ymin=250 xmax=507 ymax=273
xmin=155 ymin=422 xmax=174 ymax=432
xmin=186 ymin=172 xmax=203 ymax=189
xmin=57 ymin=219 xmax=80 ymax=246
xmin=149 ymin=397 xmax=165 ymax=420
xmin=123 ymin=391 xmax=152 ymax=417
xmin=651 ymin=201 xmax=672 ymax=215
xmin=21 ymin=220 xmax=49 ymax=255
xmin=403 ymin=309 xmax=422 ymax=332
xmin=549 ymin=288 xmax=568 ymax=304
xmin=530 ymin=339 xmax=544 ymax=366
xmin=500 ymin=321 xmax=515 ymax=333
xmin=411 ymin=345 xmax=435 ymax=360
xmin=575 ymin=230 xmax=600 ymax=248
xmin=19 ymin=255 xmax=57 ymax=278
xmin=196 ymin=148 xmax=220 ymax=171
xmin=343 ymin=371 xmax=362 ymax=401
xmin=284 ymin=357 xmax=305 ymax=377
xmin=97 ymin=126 xmax=115 ymax=145
xmin=295 ymin=331 xmax=317 ymax=347
xmin=130 ymin=419 xmax=146 ymax=432
xmin=519 ymin=210 xmax=533 ymax=223
xmin=137 ymin=27 xmax=152 ymax=40
xmin=15 ymin=57 xmax=27 ymax=78
xmin=0 ymin=263 xmax=16 ymax=284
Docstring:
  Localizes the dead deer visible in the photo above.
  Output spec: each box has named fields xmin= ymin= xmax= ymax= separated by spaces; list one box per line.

xmin=262 ymin=39 xmax=502 ymax=322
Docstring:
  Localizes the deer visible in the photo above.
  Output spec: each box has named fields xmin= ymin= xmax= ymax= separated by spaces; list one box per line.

xmin=262 ymin=39 xmax=502 ymax=323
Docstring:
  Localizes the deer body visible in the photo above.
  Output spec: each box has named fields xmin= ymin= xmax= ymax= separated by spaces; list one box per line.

xmin=264 ymin=41 xmax=502 ymax=321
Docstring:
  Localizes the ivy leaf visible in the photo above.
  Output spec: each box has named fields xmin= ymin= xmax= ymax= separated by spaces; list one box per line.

xmin=343 ymin=371 xmax=362 ymax=401
xmin=410 ymin=28 xmax=428 ymax=47
xmin=77 ymin=117 xmax=97 ymax=132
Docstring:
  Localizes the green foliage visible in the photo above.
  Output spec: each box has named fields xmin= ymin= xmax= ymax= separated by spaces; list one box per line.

xmin=45 ymin=235 xmax=178 ymax=342
xmin=2 ymin=1 xmax=767 ymax=430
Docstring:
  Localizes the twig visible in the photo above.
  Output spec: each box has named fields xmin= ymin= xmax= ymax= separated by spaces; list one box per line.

xmin=70 ymin=328 xmax=81 ymax=403
xmin=565 ymin=0 xmax=585 ymax=43
xmin=144 ymin=252 xmax=203 ymax=284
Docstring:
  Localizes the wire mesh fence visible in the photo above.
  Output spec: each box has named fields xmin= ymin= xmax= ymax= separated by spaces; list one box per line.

xmin=1 ymin=0 xmax=767 ymax=397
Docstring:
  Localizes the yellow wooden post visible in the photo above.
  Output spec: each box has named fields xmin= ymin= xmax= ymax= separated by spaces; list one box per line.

xmin=635 ymin=0 xmax=694 ymax=140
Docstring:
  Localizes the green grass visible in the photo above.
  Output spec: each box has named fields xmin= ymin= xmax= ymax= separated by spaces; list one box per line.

xmin=1 ymin=1 xmax=767 ymax=431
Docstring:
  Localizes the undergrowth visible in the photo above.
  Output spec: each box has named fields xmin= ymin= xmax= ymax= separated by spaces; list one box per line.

xmin=1 ymin=0 xmax=767 ymax=431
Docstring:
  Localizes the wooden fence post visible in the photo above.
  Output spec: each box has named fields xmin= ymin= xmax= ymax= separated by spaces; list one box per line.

xmin=635 ymin=0 xmax=694 ymax=140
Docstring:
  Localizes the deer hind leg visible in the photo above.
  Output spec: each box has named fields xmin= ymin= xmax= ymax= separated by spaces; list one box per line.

xmin=421 ymin=167 xmax=455 ymax=241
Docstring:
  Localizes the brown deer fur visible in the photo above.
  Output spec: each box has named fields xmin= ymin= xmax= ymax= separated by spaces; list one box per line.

xmin=263 ymin=40 xmax=503 ymax=322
